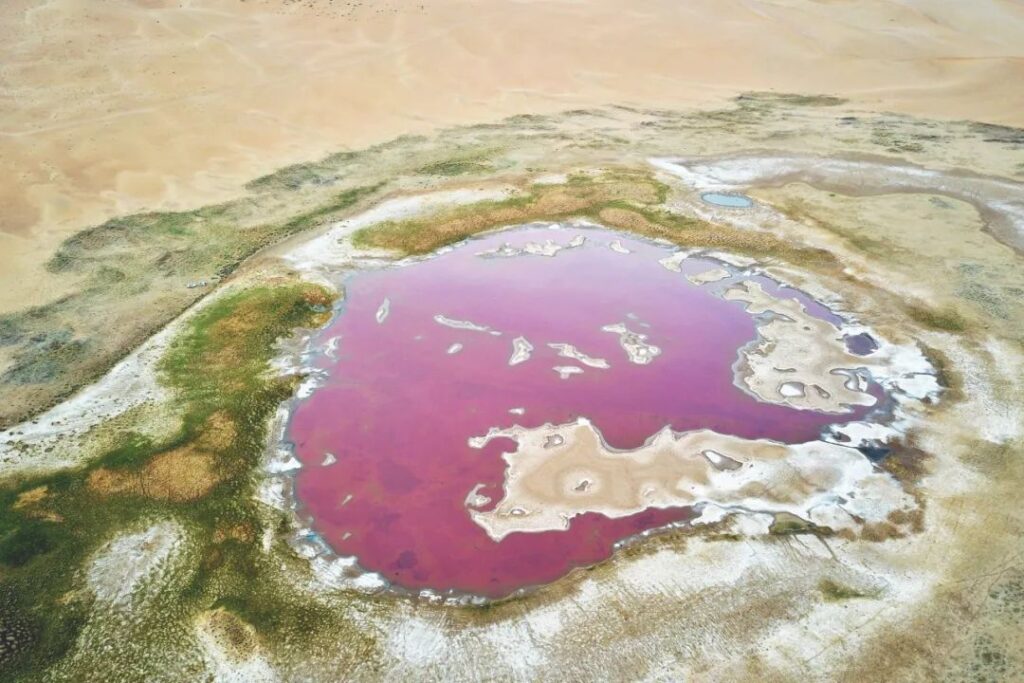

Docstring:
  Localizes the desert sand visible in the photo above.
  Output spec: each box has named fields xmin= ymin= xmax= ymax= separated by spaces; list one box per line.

xmin=2 ymin=0 xmax=1024 ymax=311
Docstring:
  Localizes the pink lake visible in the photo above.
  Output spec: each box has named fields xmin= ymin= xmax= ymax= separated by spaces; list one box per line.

xmin=287 ymin=225 xmax=868 ymax=597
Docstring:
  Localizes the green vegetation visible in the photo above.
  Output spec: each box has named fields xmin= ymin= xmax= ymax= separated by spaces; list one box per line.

xmin=243 ymin=152 xmax=358 ymax=192
xmin=871 ymin=126 xmax=926 ymax=154
xmin=773 ymin=196 xmax=912 ymax=262
xmin=818 ymin=578 xmax=869 ymax=601
xmin=416 ymin=158 xmax=493 ymax=176
xmin=48 ymin=184 xmax=381 ymax=282
xmin=769 ymin=513 xmax=831 ymax=537
xmin=353 ymin=171 xmax=838 ymax=271
xmin=276 ymin=183 xmax=384 ymax=236
xmin=0 ymin=283 xmax=358 ymax=679
xmin=736 ymin=92 xmax=847 ymax=108
xmin=412 ymin=147 xmax=505 ymax=177
xmin=0 ymin=183 xmax=381 ymax=429
xmin=970 ymin=122 xmax=1024 ymax=147
xmin=905 ymin=303 xmax=968 ymax=333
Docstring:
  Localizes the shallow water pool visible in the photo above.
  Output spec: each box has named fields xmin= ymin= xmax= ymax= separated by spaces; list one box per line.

xmin=286 ymin=225 xmax=866 ymax=597
xmin=700 ymin=192 xmax=754 ymax=208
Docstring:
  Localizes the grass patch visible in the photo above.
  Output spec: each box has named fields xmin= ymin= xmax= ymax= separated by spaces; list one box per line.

xmin=736 ymin=92 xmax=847 ymax=107
xmin=353 ymin=172 xmax=837 ymax=271
xmin=276 ymin=183 xmax=384 ymax=236
xmin=0 ymin=182 xmax=380 ymax=430
xmin=818 ymin=578 xmax=869 ymax=601
xmin=0 ymin=520 xmax=60 ymax=567
xmin=0 ymin=283 xmax=335 ymax=679
xmin=769 ymin=512 xmax=831 ymax=536
xmin=917 ymin=343 xmax=963 ymax=403
xmin=905 ymin=304 xmax=968 ymax=333
xmin=774 ymin=197 xmax=905 ymax=261
xmin=970 ymin=122 xmax=1024 ymax=147
xmin=416 ymin=159 xmax=493 ymax=176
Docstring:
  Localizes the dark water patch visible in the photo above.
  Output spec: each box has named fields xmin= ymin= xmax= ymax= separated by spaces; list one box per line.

xmin=858 ymin=444 xmax=892 ymax=462
xmin=844 ymin=332 xmax=879 ymax=356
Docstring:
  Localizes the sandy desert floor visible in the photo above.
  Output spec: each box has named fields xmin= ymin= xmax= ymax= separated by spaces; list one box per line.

xmin=2 ymin=0 xmax=1024 ymax=312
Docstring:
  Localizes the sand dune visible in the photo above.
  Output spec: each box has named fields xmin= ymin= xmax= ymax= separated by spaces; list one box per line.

xmin=1 ymin=0 xmax=1023 ymax=311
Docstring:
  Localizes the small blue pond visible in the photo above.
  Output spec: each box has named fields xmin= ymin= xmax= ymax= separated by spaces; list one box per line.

xmin=701 ymin=192 xmax=754 ymax=208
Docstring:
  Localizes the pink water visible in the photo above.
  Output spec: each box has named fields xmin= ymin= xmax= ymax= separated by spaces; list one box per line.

xmin=288 ymin=226 xmax=865 ymax=597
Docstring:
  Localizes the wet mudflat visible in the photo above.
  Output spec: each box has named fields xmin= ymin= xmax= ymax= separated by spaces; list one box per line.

xmin=288 ymin=225 xmax=865 ymax=597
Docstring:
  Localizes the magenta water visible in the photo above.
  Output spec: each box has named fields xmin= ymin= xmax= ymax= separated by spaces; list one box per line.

xmin=287 ymin=225 xmax=869 ymax=597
